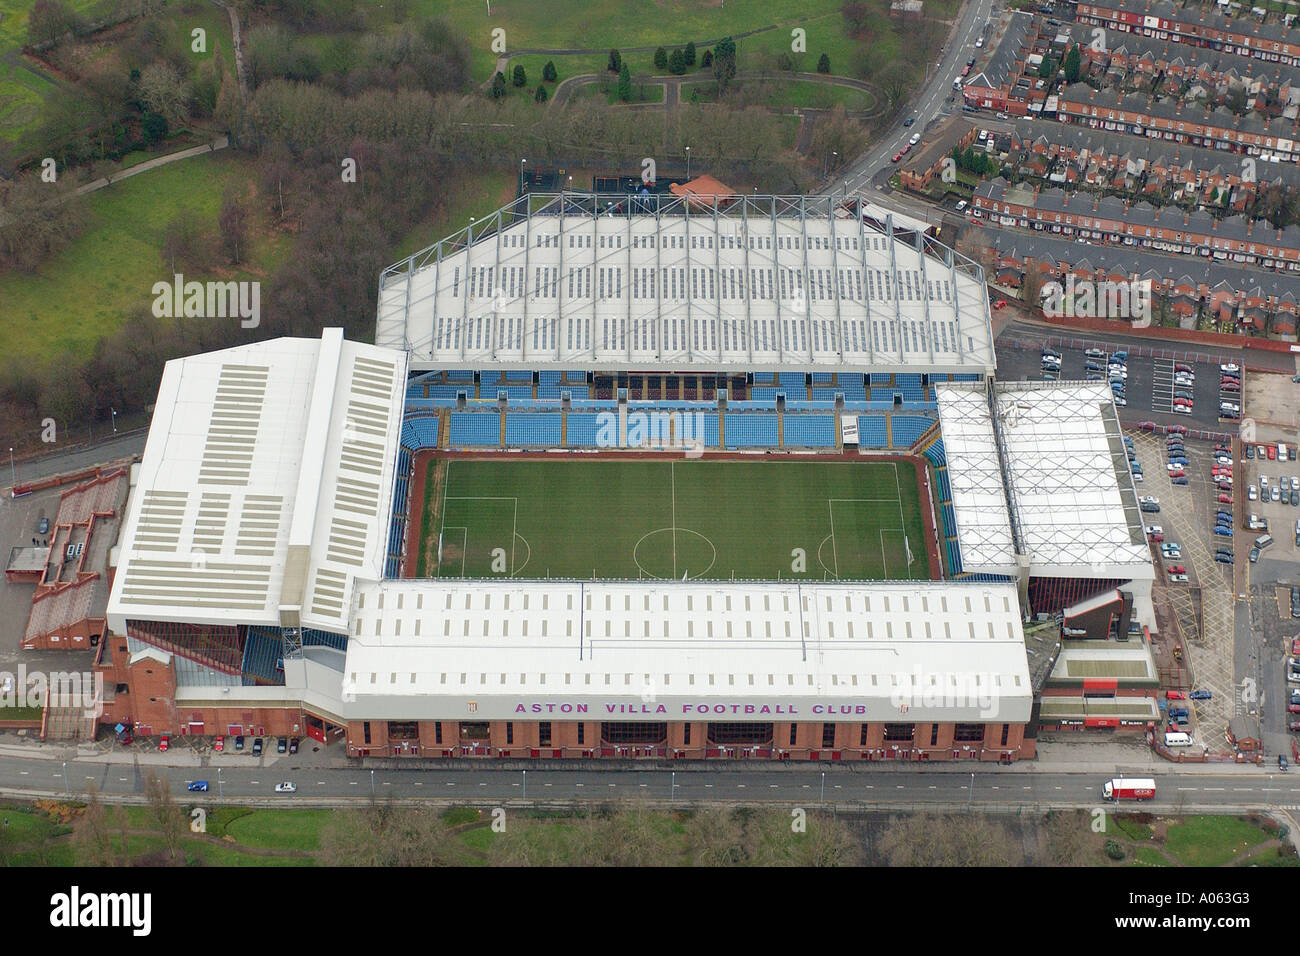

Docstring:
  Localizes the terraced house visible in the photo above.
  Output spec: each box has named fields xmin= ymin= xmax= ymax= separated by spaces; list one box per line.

xmin=1007 ymin=121 xmax=1300 ymax=210
xmin=1075 ymin=0 xmax=1300 ymax=66
xmin=1056 ymin=83 xmax=1300 ymax=160
xmin=974 ymin=178 xmax=1300 ymax=270
xmin=986 ymin=231 xmax=1299 ymax=336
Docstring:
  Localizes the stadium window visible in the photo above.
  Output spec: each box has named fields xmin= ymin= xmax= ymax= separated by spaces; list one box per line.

xmin=506 ymin=722 xmax=514 ymax=745
xmin=539 ymin=722 xmax=551 ymax=747
xmin=362 ymin=722 xmax=371 ymax=745
xmin=955 ymin=723 xmax=984 ymax=742
xmin=601 ymin=722 xmax=667 ymax=744
xmin=683 ymin=724 xmax=691 ymax=745
xmin=708 ymin=723 xmax=774 ymax=745
xmin=789 ymin=724 xmax=797 ymax=746
xmin=821 ymin=723 xmax=835 ymax=748
xmin=460 ymin=722 xmax=489 ymax=741
xmin=1001 ymin=724 xmax=1010 ymax=747
xmin=435 ymin=722 xmax=443 ymax=745
xmin=883 ymin=723 xmax=914 ymax=742
xmin=578 ymin=723 xmax=585 ymax=744
xmin=859 ymin=725 xmax=868 ymax=746
xmin=388 ymin=721 xmax=417 ymax=740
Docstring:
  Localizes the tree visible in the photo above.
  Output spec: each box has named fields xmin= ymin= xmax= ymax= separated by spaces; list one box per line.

xmin=617 ymin=64 xmax=632 ymax=102
xmin=1038 ymin=56 xmax=1054 ymax=79
xmin=608 ymin=48 xmax=622 ymax=73
xmin=491 ymin=70 xmax=506 ymax=99
xmin=321 ymin=804 xmax=456 ymax=866
xmin=534 ymin=84 xmax=548 ymax=103
xmin=141 ymin=111 xmax=168 ymax=143
xmin=684 ymin=807 xmax=751 ymax=866
xmin=685 ymin=41 xmax=697 ymax=66
xmin=542 ymin=60 xmax=557 ymax=82
xmin=701 ymin=48 xmax=713 ymax=68
xmin=139 ymin=61 xmax=191 ymax=130
xmin=75 ymin=780 xmax=115 ymax=867
xmin=1064 ymin=44 xmax=1081 ymax=84
xmin=143 ymin=771 xmax=184 ymax=861
xmin=218 ymin=189 xmax=249 ymax=265
xmin=877 ymin=813 xmax=1013 ymax=866
xmin=162 ymin=213 xmax=201 ymax=272
xmin=841 ymin=0 xmax=870 ymax=37
xmin=669 ymin=48 xmax=687 ymax=75
xmin=512 ymin=64 xmax=526 ymax=87
xmin=817 ymin=53 xmax=831 ymax=74
xmin=27 ymin=0 xmax=83 ymax=47
xmin=712 ymin=36 xmax=738 ymax=94
xmin=654 ymin=46 xmax=668 ymax=71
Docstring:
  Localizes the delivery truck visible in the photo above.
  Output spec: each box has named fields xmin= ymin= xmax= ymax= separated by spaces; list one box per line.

xmin=1102 ymin=777 xmax=1156 ymax=800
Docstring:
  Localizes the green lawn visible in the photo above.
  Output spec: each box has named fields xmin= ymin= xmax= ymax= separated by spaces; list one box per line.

xmin=683 ymin=77 xmax=873 ymax=110
xmin=425 ymin=0 xmax=846 ymax=83
xmin=574 ymin=76 xmax=666 ymax=105
xmin=222 ymin=809 xmax=330 ymax=852
xmin=425 ymin=458 xmax=930 ymax=581
xmin=392 ymin=169 xmax=518 ymax=260
xmin=0 ymin=152 xmax=288 ymax=365
xmin=0 ymin=59 xmax=56 ymax=144
xmin=1163 ymin=816 xmax=1271 ymax=867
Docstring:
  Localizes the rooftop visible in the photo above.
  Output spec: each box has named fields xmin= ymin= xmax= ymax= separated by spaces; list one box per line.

xmin=376 ymin=193 xmax=997 ymax=375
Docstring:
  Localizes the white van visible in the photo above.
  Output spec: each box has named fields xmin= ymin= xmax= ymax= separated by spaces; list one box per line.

xmin=1255 ymin=534 xmax=1273 ymax=550
xmin=1164 ymin=731 xmax=1193 ymax=747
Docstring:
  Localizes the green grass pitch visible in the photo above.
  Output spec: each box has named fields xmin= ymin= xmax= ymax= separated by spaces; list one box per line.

xmin=418 ymin=458 xmax=932 ymax=582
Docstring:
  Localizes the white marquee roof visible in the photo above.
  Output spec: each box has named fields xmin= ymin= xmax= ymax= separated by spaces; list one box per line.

xmin=937 ymin=381 xmax=1155 ymax=577
xmin=341 ymin=578 xmax=1033 ymax=722
xmin=106 ymin=329 xmax=407 ymax=635
xmin=376 ymin=194 xmax=997 ymax=375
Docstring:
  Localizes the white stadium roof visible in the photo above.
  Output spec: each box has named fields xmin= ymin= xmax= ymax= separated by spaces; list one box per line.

xmin=341 ymin=578 xmax=1033 ymax=723
xmin=106 ymin=329 xmax=407 ymax=635
xmin=937 ymin=381 xmax=1155 ymax=578
xmin=376 ymin=193 xmax=997 ymax=375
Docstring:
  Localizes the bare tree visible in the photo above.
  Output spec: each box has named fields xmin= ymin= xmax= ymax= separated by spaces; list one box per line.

xmin=138 ymin=61 xmax=192 ymax=130
xmin=75 ymin=779 xmax=115 ymax=866
xmin=877 ymin=813 xmax=1014 ymax=866
xmin=143 ymin=771 xmax=184 ymax=861
xmin=684 ymin=806 xmax=751 ymax=866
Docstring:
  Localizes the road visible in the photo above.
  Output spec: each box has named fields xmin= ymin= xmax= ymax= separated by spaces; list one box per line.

xmin=822 ymin=0 xmax=997 ymax=210
xmin=6 ymin=428 xmax=147 ymax=493
xmin=6 ymin=752 xmax=1298 ymax=812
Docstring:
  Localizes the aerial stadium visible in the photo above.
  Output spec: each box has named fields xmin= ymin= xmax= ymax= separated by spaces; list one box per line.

xmin=91 ymin=192 xmax=1156 ymax=761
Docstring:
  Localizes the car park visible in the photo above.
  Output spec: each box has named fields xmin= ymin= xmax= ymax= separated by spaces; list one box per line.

xmin=1085 ymin=361 xmax=1103 ymax=372
xmin=1213 ymin=526 xmax=1233 ymax=537
xmin=1172 ymin=405 xmax=1192 ymax=415
xmin=1140 ymin=500 xmax=1159 ymax=513
xmin=1173 ymin=397 xmax=1193 ymax=407
xmin=1138 ymin=421 xmax=1155 ymax=430
xmin=1221 ymin=380 xmax=1240 ymax=392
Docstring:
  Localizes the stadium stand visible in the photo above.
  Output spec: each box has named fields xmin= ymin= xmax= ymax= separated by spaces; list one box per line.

xmin=750 ymin=387 xmax=782 ymax=403
xmin=724 ymin=413 xmax=778 ymax=448
xmin=495 ymin=386 xmax=534 ymax=401
xmin=811 ymin=388 xmax=840 ymax=402
xmin=448 ymin=412 xmax=501 ymax=446
xmin=811 ymin=372 xmax=832 ymax=384
xmin=505 ymin=412 xmax=562 ymax=446
xmin=869 ymin=373 xmax=892 ymax=384
xmin=895 ymin=374 xmax=927 ymax=403
xmin=429 ymin=385 xmax=465 ymax=399
xmin=565 ymin=412 xmax=604 ymax=447
xmin=782 ymin=415 xmax=836 ymax=447
xmin=858 ymin=415 xmax=888 ymax=447
xmin=400 ymin=417 xmax=440 ymax=449
xmin=837 ymin=377 xmax=866 ymax=401
xmin=891 ymin=415 xmax=935 ymax=448
xmin=778 ymin=372 xmax=805 ymax=391
xmin=871 ymin=388 xmax=900 ymax=403
xmin=242 ymin=627 xmax=285 ymax=685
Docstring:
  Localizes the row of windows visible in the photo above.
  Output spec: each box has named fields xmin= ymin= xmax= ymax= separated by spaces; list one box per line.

xmin=455 ymin=265 xmax=955 ymax=305
xmin=367 ymin=720 xmax=1011 ymax=748
xmin=432 ymin=314 xmax=964 ymax=356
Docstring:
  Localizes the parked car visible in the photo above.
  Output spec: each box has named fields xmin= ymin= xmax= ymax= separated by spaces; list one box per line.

xmin=1220 ymin=363 xmax=1240 ymax=374
xmin=1174 ymin=363 xmax=1193 ymax=374
xmin=1138 ymin=421 xmax=1156 ymax=430
xmin=1168 ymin=573 xmax=1188 ymax=582
xmin=277 ymin=737 xmax=287 ymax=754
xmin=1248 ymin=485 xmax=1259 ymax=501
xmin=234 ymin=735 xmax=245 ymax=751
xmin=289 ymin=737 xmax=300 ymax=754
xmin=1166 ymin=425 xmax=1188 ymax=435
xmin=1173 ymin=397 xmax=1193 ymax=407
xmin=214 ymin=735 xmax=224 ymax=752
xmin=1188 ymin=690 xmax=1212 ymax=701
xmin=158 ymin=735 xmax=169 ymax=753
xmin=274 ymin=782 xmax=296 ymax=793
xmin=1218 ymin=494 xmax=1233 ymax=504
xmin=1221 ymin=380 xmax=1241 ymax=392
xmin=1214 ymin=551 xmax=1233 ymax=564
xmin=1280 ymin=754 xmax=1290 ymax=772
xmin=1213 ymin=526 xmax=1233 ymax=537
xmin=37 ymin=517 xmax=49 ymax=535
xmin=1170 ymin=476 xmax=1188 ymax=485
xmin=187 ymin=781 xmax=209 ymax=792
xmin=1249 ymin=547 xmax=1260 ymax=563
xmin=1166 ymin=690 xmax=1187 ymax=700
xmin=1168 ymin=707 xmax=1189 ymax=718
xmin=1246 ymin=445 xmax=1256 ymax=459
xmin=252 ymin=737 xmax=264 ymax=756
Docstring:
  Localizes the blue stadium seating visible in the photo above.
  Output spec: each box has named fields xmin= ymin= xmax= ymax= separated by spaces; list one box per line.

xmin=401 ymin=417 xmax=440 ymax=449
xmin=504 ymin=370 xmax=532 ymax=382
xmin=750 ymin=387 xmax=782 ymax=403
xmin=565 ymin=412 xmax=605 ymax=447
xmin=891 ymin=415 xmax=935 ymax=448
xmin=778 ymin=372 xmax=805 ymax=390
xmin=302 ymin=629 xmax=348 ymax=652
xmin=539 ymin=370 xmax=562 ymax=385
xmin=935 ymin=467 xmax=952 ymax=503
xmin=495 ymin=385 xmax=533 ymax=401
xmin=430 ymin=385 xmax=465 ymax=399
xmin=869 ymin=373 xmax=892 ymax=385
xmin=724 ymin=413 xmax=778 ymax=447
xmin=449 ymin=412 xmax=501 ymax=446
xmin=811 ymin=372 xmax=832 ymax=384
xmin=505 ymin=413 xmax=562 ymax=446
xmin=753 ymin=372 xmax=775 ymax=385
xmin=837 ymin=378 xmax=867 ymax=401
xmin=871 ymin=388 xmax=901 ymax=403
xmin=923 ymin=439 xmax=947 ymax=468
xmin=811 ymin=388 xmax=840 ymax=402
xmin=946 ymin=539 xmax=963 ymax=575
xmin=405 ymin=383 xmax=425 ymax=400
xmin=783 ymin=415 xmax=835 ymax=447
xmin=698 ymin=413 xmax=720 ymax=446
xmin=858 ymin=416 xmax=888 ymax=447
xmin=446 ymin=370 xmax=474 ymax=382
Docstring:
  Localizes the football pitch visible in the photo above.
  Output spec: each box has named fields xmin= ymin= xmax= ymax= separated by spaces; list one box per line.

xmin=416 ymin=458 xmax=932 ymax=582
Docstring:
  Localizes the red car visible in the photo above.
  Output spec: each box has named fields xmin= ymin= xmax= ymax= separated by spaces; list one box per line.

xmin=1138 ymin=421 xmax=1156 ymax=431
xmin=1166 ymin=690 xmax=1187 ymax=700
xmin=1167 ymin=471 xmax=1185 ymax=479
xmin=1173 ymin=397 xmax=1193 ymax=407
xmin=158 ymin=734 xmax=170 ymax=752
xmin=1148 ymin=532 xmax=1165 ymax=542
xmin=1218 ymin=494 xmax=1233 ymax=504
xmin=1212 ymin=468 xmax=1231 ymax=478
xmin=992 ymin=299 xmax=1007 ymax=309
xmin=1166 ymin=424 xmax=1187 ymax=435
xmin=1216 ymin=481 xmax=1233 ymax=491
xmin=1174 ymin=364 xmax=1193 ymax=374
xmin=1221 ymin=381 xmax=1240 ymax=392
xmin=1291 ymin=638 xmax=1300 ymax=656
xmin=214 ymin=735 xmax=224 ymax=752
xmin=1290 ymin=721 xmax=1300 ymax=732
xmin=892 ymin=152 xmax=903 ymax=163
xmin=1167 ymin=565 xmax=1186 ymax=574
xmin=1290 ymin=703 xmax=1300 ymax=714
xmin=1268 ymin=446 xmax=1277 ymax=460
